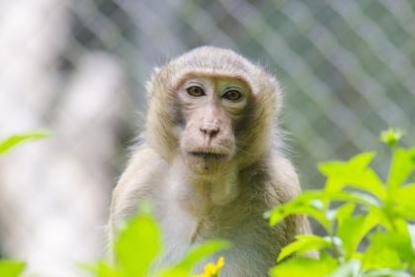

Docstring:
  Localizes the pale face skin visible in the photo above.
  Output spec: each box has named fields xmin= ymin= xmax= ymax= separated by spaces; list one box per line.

xmin=177 ymin=76 xmax=250 ymax=176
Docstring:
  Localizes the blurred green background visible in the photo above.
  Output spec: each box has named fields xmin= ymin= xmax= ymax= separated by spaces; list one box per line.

xmin=0 ymin=0 xmax=414 ymax=276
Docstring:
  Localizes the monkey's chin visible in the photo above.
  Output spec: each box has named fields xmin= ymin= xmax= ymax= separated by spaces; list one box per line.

xmin=184 ymin=152 xmax=228 ymax=176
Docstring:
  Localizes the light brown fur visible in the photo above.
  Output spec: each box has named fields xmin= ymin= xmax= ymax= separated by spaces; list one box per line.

xmin=109 ymin=46 xmax=312 ymax=276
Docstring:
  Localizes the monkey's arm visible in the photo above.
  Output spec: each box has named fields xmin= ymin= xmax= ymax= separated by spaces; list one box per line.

xmin=109 ymin=144 xmax=166 ymax=238
xmin=267 ymin=154 xmax=313 ymax=237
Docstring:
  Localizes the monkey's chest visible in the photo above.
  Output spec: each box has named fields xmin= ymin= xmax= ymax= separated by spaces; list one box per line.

xmin=154 ymin=203 xmax=278 ymax=276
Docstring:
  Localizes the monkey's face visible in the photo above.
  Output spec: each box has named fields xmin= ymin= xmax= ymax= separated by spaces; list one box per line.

xmin=176 ymin=76 xmax=250 ymax=175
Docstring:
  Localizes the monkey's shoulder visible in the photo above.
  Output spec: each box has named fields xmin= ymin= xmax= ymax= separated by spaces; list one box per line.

xmin=241 ymin=154 xmax=301 ymax=208
xmin=117 ymin=144 xmax=167 ymax=185
xmin=111 ymin=145 xmax=167 ymax=217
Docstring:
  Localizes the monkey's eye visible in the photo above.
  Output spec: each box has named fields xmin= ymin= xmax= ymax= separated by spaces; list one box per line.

xmin=223 ymin=89 xmax=243 ymax=101
xmin=186 ymin=86 xmax=205 ymax=97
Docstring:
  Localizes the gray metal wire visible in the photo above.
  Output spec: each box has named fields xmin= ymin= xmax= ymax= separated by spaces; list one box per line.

xmin=68 ymin=0 xmax=413 ymax=187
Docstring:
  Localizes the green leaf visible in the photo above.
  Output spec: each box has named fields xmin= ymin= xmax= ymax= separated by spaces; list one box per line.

xmin=363 ymin=246 xmax=403 ymax=271
xmin=277 ymin=234 xmax=331 ymax=262
xmin=329 ymin=191 xmax=380 ymax=207
xmin=319 ymin=152 xmax=386 ymax=200
xmin=335 ymin=203 xmax=355 ymax=222
xmin=177 ymin=240 xmax=230 ymax=269
xmin=387 ymin=148 xmax=415 ymax=191
xmin=395 ymin=184 xmax=415 ymax=221
xmin=337 ymin=207 xmax=379 ymax=259
xmin=0 ymin=260 xmax=25 ymax=277
xmin=270 ymin=256 xmax=337 ymax=277
xmin=319 ymin=152 xmax=375 ymax=177
xmin=266 ymin=191 xmax=331 ymax=230
xmin=114 ymin=209 xmax=162 ymax=276
xmin=83 ymin=261 xmax=120 ymax=277
xmin=158 ymin=240 xmax=230 ymax=277
xmin=0 ymin=131 xmax=50 ymax=155
xmin=362 ymin=230 xmax=415 ymax=270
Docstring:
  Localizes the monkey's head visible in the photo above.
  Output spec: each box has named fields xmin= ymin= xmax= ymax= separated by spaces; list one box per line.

xmin=145 ymin=46 xmax=282 ymax=175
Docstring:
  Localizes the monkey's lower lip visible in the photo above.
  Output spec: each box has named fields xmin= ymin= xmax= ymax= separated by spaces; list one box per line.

xmin=189 ymin=151 xmax=227 ymax=159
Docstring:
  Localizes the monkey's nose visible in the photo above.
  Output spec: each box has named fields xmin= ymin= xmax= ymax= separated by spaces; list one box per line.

xmin=200 ymin=126 xmax=220 ymax=139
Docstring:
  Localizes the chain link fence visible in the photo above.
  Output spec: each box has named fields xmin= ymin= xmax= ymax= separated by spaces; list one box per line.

xmin=70 ymin=0 xmax=415 ymax=185
xmin=1 ymin=0 xmax=414 ymax=276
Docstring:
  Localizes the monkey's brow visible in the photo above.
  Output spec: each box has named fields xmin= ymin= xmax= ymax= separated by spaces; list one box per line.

xmin=185 ymin=80 xmax=205 ymax=86
xmin=223 ymin=86 xmax=243 ymax=91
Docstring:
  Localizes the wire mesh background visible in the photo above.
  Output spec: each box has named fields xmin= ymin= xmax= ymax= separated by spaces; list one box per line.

xmin=71 ymin=0 xmax=415 ymax=185
xmin=1 ymin=0 xmax=415 ymax=276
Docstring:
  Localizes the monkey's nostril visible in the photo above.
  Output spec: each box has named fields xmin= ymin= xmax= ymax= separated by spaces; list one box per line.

xmin=200 ymin=127 xmax=220 ymax=138
xmin=211 ymin=129 xmax=220 ymax=137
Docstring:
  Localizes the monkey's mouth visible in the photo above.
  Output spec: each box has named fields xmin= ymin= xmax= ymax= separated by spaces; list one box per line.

xmin=189 ymin=151 xmax=227 ymax=160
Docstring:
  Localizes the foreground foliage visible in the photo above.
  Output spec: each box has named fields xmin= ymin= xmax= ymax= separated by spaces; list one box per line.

xmin=1 ymin=128 xmax=414 ymax=277
xmin=267 ymin=128 xmax=415 ymax=276
xmin=0 ymin=131 xmax=49 ymax=155
xmin=0 ymin=261 xmax=25 ymax=277
xmin=0 ymin=131 xmax=49 ymax=276
xmin=88 ymin=205 xmax=229 ymax=277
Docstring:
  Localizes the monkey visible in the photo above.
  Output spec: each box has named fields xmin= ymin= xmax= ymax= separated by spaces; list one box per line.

xmin=109 ymin=46 xmax=312 ymax=276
